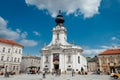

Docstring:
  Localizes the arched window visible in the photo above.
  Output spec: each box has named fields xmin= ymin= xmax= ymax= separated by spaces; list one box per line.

xmin=78 ymin=56 xmax=80 ymax=64
xmin=16 ymin=66 xmax=19 ymax=70
xmin=45 ymin=56 xmax=49 ymax=63
xmin=57 ymin=33 xmax=59 ymax=40
xmin=68 ymin=55 xmax=71 ymax=63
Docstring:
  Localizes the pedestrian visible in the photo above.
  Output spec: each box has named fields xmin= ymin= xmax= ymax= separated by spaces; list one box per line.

xmin=72 ymin=69 xmax=74 ymax=77
xmin=65 ymin=71 xmax=66 ymax=74
xmin=43 ymin=71 xmax=46 ymax=78
xmin=81 ymin=67 xmax=84 ymax=75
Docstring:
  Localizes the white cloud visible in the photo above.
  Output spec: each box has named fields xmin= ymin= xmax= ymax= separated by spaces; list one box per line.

xmin=25 ymin=0 xmax=101 ymax=18
xmin=0 ymin=16 xmax=7 ymax=29
xmin=111 ymin=36 xmax=120 ymax=41
xmin=111 ymin=36 xmax=117 ymax=41
xmin=100 ymin=45 xmax=111 ymax=49
xmin=83 ymin=49 xmax=104 ymax=57
xmin=0 ymin=16 xmax=39 ymax=47
xmin=20 ymin=39 xmax=38 ymax=47
xmin=33 ymin=31 xmax=40 ymax=36
xmin=0 ymin=16 xmax=20 ymax=40
xmin=16 ymin=29 xmax=21 ymax=33
xmin=21 ymin=32 xmax=28 ymax=38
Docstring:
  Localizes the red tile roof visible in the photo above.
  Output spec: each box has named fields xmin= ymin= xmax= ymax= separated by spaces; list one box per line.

xmin=0 ymin=38 xmax=23 ymax=47
xmin=99 ymin=49 xmax=120 ymax=55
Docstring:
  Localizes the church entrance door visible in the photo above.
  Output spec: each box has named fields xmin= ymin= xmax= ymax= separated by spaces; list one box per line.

xmin=54 ymin=64 xmax=59 ymax=70
xmin=110 ymin=67 xmax=115 ymax=73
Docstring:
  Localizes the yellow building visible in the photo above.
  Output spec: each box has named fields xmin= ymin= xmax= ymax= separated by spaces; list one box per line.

xmin=98 ymin=48 xmax=120 ymax=74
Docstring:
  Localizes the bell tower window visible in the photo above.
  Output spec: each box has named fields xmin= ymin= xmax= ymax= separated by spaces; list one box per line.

xmin=57 ymin=33 xmax=59 ymax=40
xmin=78 ymin=56 xmax=80 ymax=64
xmin=45 ymin=55 xmax=49 ymax=63
xmin=67 ymin=55 xmax=71 ymax=63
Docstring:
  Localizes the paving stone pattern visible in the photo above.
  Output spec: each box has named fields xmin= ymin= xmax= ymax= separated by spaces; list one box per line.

xmin=0 ymin=74 xmax=117 ymax=80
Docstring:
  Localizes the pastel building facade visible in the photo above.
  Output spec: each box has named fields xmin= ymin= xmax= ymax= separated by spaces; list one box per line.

xmin=21 ymin=55 xmax=41 ymax=73
xmin=98 ymin=48 xmax=120 ymax=73
xmin=0 ymin=38 xmax=23 ymax=74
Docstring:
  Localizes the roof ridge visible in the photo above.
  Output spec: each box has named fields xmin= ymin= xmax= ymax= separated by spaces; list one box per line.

xmin=0 ymin=38 xmax=23 ymax=47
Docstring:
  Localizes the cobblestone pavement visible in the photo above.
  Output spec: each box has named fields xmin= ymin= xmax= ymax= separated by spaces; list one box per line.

xmin=0 ymin=74 xmax=119 ymax=80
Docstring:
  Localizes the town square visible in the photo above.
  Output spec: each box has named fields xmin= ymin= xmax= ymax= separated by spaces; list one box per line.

xmin=0 ymin=0 xmax=120 ymax=80
xmin=0 ymin=74 xmax=113 ymax=80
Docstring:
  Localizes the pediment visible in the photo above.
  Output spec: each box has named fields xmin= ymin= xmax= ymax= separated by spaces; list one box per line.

xmin=50 ymin=45 xmax=62 ymax=50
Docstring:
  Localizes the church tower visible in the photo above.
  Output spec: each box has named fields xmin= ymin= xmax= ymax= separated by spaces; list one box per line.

xmin=48 ymin=10 xmax=70 ymax=46
xmin=41 ymin=11 xmax=87 ymax=73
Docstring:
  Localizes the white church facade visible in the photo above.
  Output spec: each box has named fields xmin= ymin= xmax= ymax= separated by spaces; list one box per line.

xmin=41 ymin=11 xmax=87 ymax=73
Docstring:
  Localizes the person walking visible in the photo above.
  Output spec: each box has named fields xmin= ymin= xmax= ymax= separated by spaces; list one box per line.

xmin=72 ymin=69 xmax=74 ymax=77
xmin=43 ymin=71 xmax=46 ymax=78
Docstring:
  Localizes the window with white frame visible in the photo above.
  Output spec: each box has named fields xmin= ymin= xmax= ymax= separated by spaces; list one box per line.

xmin=11 ymin=57 xmax=13 ymax=62
xmin=1 ymin=56 xmax=4 ymax=61
xmin=15 ymin=49 xmax=18 ymax=53
xmin=13 ymin=66 xmax=15 ymax=70
xmin=16 ymin=66 xmax=19 ymax=70
xmin=18 ymin=58 xmax=20 ymax=62
xmin=110 ymin=57 xmax=113 ymax=63
xmin=19 ymin=49 xmax=21 ymax=54
xmin=8 ymin=48 xmax=11 ymax=53
xmin=7 ymin=57 xmax=9 ymax=61
xmin=14 ymin=57 xmax=17 ymax=62
xmin=3 ymin=47 xmax=5 ymax=52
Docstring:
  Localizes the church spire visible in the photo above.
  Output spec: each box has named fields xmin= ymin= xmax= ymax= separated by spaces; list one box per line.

xmin=55 ymin=10 xmax=65 ymax=25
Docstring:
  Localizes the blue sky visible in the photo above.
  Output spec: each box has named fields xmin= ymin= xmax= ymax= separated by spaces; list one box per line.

xmin=0 ymin=0 xmax=120 ymax=57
